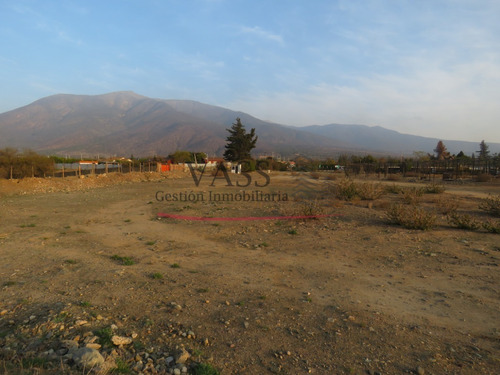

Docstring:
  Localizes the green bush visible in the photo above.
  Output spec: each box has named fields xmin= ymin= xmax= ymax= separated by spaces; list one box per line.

xmin=241 ymin=159 xmax=256 ymax=172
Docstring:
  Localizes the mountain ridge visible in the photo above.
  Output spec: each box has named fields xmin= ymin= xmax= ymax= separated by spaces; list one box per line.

xmin=0 ymin=91 xmax=498 ymax=157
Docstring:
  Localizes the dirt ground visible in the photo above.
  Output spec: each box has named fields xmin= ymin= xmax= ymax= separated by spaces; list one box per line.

xmin=0 ymin=171 xmax=499 ymax=375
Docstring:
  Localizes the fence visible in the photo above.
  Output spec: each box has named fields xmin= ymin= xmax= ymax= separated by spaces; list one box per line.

xmin=1 ymin=162 xmax=162 ymax=179
xmin=340 ymin=159 xmax=499 ymax=181
xmin=52 ymin=162 xmax=161 ymax=178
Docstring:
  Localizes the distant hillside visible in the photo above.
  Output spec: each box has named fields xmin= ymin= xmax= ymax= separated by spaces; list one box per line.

xmin=0 ymin=92 xmax=352 ymax=157
xmin=301 ymin=124 xmax=500 ymax=156
xmin=0 ymin=91 xmax=497 ymax=157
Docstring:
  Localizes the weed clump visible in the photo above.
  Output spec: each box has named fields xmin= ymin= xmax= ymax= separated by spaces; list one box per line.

xmin=111 ymin=255 xmax=135 ymax=266
xmin=191 ymin=363 xmax=220 ymax=375
xmin=479 ymin=194 xmax=500 ymax=217
xmin=112 ymin=358 xmax=130 ymax=373
xmin=436 ymin=197 xmax=459 ymax=215
xmin=357 ymin=182 xmax=384 ymax=200
xmin=386 ymin=204 xmax=436 ymax=230
xmin=384 ymin=184 xmax=404 ymax=194
xmin=424 ymin=183 xmax=446 ymax=194
xmin=333 ymin=178 xmax=358 ymax=201
xmin=401 ymin=187 xmax=424 ymax=205
xmin=482 ymin=219 xmax=500 ymax=234
xmin=299 ymin=199 xmax=324 ymax=216
xmin=94 ymin=327 xmax=113 ymax=347
xmin=447 ymin=212 xmax=480 ymax=231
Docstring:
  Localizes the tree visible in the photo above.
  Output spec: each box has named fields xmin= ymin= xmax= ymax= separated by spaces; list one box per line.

xmin=434 ymin=140 xmax=449 ymax=160
xmin=168 ymin=151 xmax=193 ymax=163
xmin=168 ymin=151 xmax=207 ymax=163
xmin=477 ymin=140 xmax=490 ymax=160
xmin=413 ymin=151 xmax=431 ymax=162
xmin=361 ymin=154 xmax=377 ymax=164
xmin=455 ymin=151 xmax=470 ymax=160
xmin=223 ymin=118 xmax=257 ymax=162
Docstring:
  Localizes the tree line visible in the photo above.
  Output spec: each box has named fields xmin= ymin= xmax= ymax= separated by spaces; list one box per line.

xmin=1 ymin=120 xmax=498 ymax=178
xmin=0 ymin=148 xmax=54 ymax=179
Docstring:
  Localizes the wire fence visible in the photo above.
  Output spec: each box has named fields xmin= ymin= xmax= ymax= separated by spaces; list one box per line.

xmin=339 ymin=159 xmax=499 ymax=181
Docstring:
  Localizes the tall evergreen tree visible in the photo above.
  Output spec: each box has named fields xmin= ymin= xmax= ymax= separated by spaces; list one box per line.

xmin=223 ymin=118 xmax=258 ymax=162
xmin=478 ymin=140 xmax=490 ymax=160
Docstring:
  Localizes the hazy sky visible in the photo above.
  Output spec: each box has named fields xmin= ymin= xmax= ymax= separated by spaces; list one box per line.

xmin=1 ymin=0 xmax=499 ymax=142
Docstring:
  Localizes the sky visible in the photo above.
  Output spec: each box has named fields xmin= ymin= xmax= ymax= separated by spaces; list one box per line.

xmin=1 ymin=0 xmax=499 ymax=143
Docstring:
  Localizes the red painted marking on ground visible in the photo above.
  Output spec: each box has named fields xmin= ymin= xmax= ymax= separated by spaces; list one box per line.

xmin=157 ymin=213 xmax=342 ymax=221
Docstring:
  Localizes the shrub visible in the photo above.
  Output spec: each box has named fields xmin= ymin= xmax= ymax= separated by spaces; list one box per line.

xmin=111 ymin=255 xmax=135 ymax=266
xmin=424 ymin=183 xmax=446 ymax=194
xmin=482 ymin=220 xmax=500 ymax=234
xmin=241 ymin=159 xmax=256 ymax=172
xmin=479 ymin=194 xmax=500 ymax=217
xmin=333 ymin=178 xmax=358 ymax=201
xmin=357 ymin=182 xmax=384 ymax=200
xmin=401 ymin=187 xmax=424 ymax=205
xmin=384 ymin=183 xmax=404 ymax=194
xmin=386 ymin=204 xmax=436 ymax=230
xmin=299 ymin=199 xmax=324 ymax=216
xmin=436 ymin=197 xmax=459 ymax=215
xmin=309 ymin=172 xmax=321 ymax=180
xmin=447 ymin=212 xmax=480 ymax=231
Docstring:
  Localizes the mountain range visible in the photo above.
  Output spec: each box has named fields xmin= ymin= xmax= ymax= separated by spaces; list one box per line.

xmin=0 ymin=91 xmax=497 ymax=158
